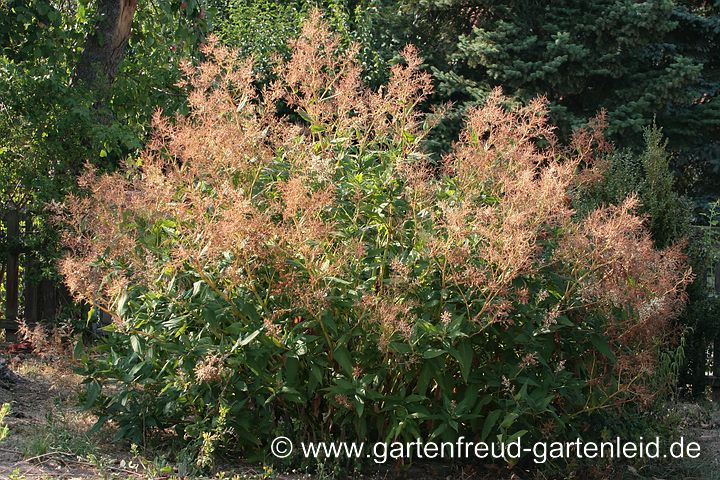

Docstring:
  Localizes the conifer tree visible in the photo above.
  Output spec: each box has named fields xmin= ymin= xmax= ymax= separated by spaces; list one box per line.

xmin=400 ymin=0 xmax=720 ymax=180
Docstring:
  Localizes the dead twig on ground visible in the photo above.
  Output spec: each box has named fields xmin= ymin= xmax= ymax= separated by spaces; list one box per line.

xmin=17 ymin=449 xmax=146 ymax=477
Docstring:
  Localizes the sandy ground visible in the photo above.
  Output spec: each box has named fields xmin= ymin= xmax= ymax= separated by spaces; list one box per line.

xmin=676 ymin=402 xmax=720 ymax=479
xmin=0 ymin=355 xmax=115 ymax=479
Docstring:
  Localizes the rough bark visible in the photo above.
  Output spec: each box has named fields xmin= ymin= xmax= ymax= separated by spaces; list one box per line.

xmin=72 ymin=0 xmax=138 ymax=91
xmin=23 ymin=213 xmax=39 ymax=325
xmin=40 ymin=279 xmax=60 ymax=322
xmin=2 ymin=209 xmax=19 ymax=331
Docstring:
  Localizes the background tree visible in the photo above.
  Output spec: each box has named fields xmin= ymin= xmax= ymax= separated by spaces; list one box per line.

xmin=72 ymin=0 xmax=138 ymax=92
xmin=212 ymin=0 xmax=403 ymax=86
xmin=391 ymin=1 xmax=720 ymax=189
xmin=0 ymin=0 xmax=211 ymax=329
xmin=664 ymin=0 xmax=720 ymax=201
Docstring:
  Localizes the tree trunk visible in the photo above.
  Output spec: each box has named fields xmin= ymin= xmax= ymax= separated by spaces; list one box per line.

xmin=23 ymin=213 xmax=39 ymax=325
xmin=2 ymin=209 xmax=20 ymax=331
xmin=57 ymin=0 xmax=138 ymax=325
xmin=72 ymin=0 xmax=138 ymax=92
xmin=40 ymin=279 xmax=59 ymax=322
xmin=23 ymin=269 xmax=39 ymax=325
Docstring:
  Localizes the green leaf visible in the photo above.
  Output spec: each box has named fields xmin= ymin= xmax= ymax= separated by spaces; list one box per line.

xmin=452 ymin=341 xmax=473 ymax=383
xmin=481 ymin=410 xmax=502 ymax=441
xmin=83 ymin=381 xmax=100 ymax=410
xmin=590 ymin=334 xmax=616 ymax=362
xmin=455 ymin=387 xmax=478 ymax=415
xmin=73 ymin=336 xmax=84 ymax=359
xmin=285 ymin=356 xmax=299 ymax=385
xmin=130 ymin=335 xmax=142 ymax=355
xmin=116 ymin=290 xmax=129 ymax=316
xmin=417 ymin=362 xmax=434 ymax=395
xmin=354 ymin=395 xmax=365 ymax=417
xmin=129 ymin=361 xmax=146 ymax=379
xmin=89 ymin=415 xmax=108 ymax=434
xmin=422 ymin=348 xmax=445 ymax=359
xmin=192 ymin=280 xmax=203 ymax=297
xmin=390 ymin=342 xmax=411 ymax=354
xmin=238 ymin=329 xmax=261 ymax=347
xmin=334 ymin=346 xmax=354 ymax=376
xmin=506 ymin=429 xmax=528 ymax=443
xmin=500 ymin=412 xmax=519 ymax=430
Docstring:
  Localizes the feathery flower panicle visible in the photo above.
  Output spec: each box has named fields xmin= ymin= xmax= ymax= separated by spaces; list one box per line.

xmin=263 ymin=318 xmax=282 ymax=341
xmin=557 ymin=195 xmax=691 ymax=400
xmin=389 ymin=258 xmax=410 ymax=281
xmin=194 ymin=354 xmax=226 ymax=384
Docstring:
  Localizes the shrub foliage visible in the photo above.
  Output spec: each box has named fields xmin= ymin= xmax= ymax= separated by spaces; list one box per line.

xmin=58 ymin=13 xmax=691 ymax=467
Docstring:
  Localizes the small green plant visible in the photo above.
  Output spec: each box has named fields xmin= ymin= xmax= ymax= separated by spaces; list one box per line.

xmin=7 ymin=468 xmax=26 ymax=480
xmin=22 ymin=409 xmax=98 ymax=458
xmin=0 ymin=403 xmax=10 ymax=442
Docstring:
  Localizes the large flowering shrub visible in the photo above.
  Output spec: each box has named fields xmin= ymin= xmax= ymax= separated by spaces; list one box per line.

xmin=59 ymin=13 xmax=691 ymax=469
